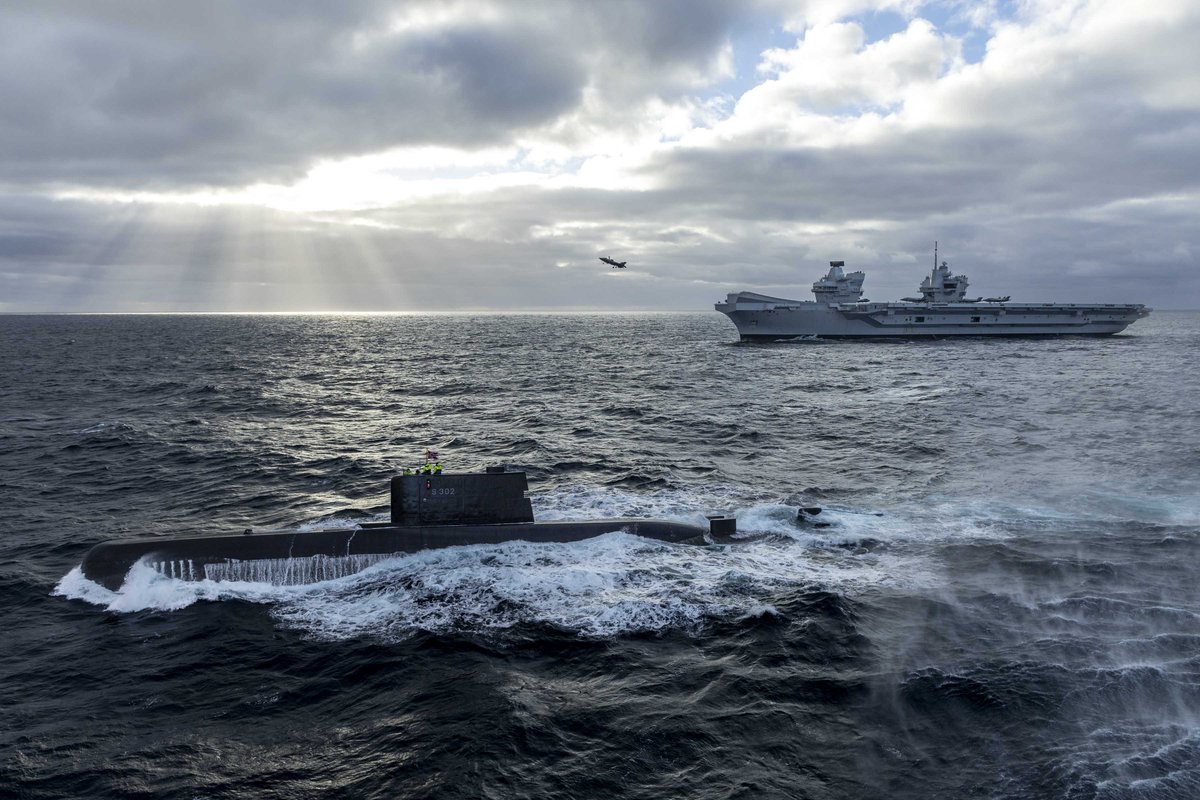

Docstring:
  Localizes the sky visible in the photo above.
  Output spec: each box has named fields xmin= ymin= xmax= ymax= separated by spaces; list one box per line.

xmin=1 ymin=0 xmax=1197 ymax=312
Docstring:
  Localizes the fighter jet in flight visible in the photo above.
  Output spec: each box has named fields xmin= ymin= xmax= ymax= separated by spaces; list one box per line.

xmin=599 ymin=257 xmax=627 ymax=269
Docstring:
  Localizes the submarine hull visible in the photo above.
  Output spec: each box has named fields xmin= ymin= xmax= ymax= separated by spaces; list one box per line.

xmin=80 ymin=519 xmax=712 ymax=591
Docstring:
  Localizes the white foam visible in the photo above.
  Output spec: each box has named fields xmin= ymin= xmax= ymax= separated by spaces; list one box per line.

xmin=282 ymin=526 xmax=939 ymax=642
xmin=53 ymin=560 xmax=335 ymax=613
xmin=55 ymin=562 xmax=222 ymax=612
xmin=53 ymin=567 xmax=119 ymax=606
xmin=266 ymin=532 xmax=850 ymax=641
xmin=53 ymin=525 xmax=927 ymax=637
xmin=51 ymin=484 xmax=1022 ymax=637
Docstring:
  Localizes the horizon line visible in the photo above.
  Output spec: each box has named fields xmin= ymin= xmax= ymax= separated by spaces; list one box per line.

xmin=0 ymin=308 xmax=726 ymax=316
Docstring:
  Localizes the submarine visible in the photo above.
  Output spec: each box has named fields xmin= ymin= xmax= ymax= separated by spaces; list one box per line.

xmin=80 ymin=467 xmax=738 ymax=591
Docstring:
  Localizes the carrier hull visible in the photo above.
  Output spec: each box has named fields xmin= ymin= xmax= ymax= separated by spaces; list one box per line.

xmin=718 ymin=299 xmax=1148 ymax=340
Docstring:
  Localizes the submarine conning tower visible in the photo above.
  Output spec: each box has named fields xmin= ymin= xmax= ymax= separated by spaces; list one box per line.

xmin=390 ymin=465 xmax=535 ymax=526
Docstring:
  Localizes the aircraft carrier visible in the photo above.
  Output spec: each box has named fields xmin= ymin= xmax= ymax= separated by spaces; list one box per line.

xmin=715 ymin=254 xmax=1150 ymax=340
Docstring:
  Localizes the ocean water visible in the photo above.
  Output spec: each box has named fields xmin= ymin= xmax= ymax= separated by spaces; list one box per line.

xmin=1 ymin=311 xmax=1198 ymax=799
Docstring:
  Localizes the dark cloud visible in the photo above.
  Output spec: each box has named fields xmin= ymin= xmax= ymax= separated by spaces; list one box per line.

xmin=0 ymin=0 xmax=758 ymax=191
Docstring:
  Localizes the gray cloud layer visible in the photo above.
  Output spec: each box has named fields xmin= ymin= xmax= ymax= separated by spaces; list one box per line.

xmin=0 ymin=0 xmax=744 ymax=189
xmin=1 ymin=1 xmax=1198 ymax=311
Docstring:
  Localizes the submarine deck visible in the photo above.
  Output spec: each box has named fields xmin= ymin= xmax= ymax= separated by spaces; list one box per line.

xmin=80 ymin=518 xmax=716 ymax=591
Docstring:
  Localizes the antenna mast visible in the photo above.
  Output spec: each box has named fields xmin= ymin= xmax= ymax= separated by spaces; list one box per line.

xmin=934 ymin=241 xmax=938 ymax=271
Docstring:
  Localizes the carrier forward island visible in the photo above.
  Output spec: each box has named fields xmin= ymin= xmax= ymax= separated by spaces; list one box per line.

xmin=715 ymin=255 xmax=1150 ymax=340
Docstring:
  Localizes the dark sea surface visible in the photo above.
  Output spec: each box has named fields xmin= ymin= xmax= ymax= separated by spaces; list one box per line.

xmin=2 ymin=311 xmax=1198 ymax=799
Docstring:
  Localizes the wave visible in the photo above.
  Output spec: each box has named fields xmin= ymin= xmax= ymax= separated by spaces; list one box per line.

xmin=54 ymin=508 xmax=930 ymax=641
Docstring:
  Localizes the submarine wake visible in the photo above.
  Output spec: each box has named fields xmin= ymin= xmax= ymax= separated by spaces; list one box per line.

xmin=55 ymin=513 xmax=933 ymax=634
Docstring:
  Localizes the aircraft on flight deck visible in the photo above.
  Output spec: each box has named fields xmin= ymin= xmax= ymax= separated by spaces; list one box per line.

xmin=599 ymin=257 xmax=627 ymax=269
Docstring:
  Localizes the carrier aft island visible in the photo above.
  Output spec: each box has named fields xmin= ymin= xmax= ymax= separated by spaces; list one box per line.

xmin=79 ymin=467 xmax=738 ymax=591
xmin=715 ymin=252 xmax=1150 ymax=341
